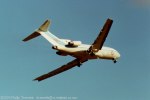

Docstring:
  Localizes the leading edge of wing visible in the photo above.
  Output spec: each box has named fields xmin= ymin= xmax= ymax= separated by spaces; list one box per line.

xmin=89 ymin=18 xmax=113 ymax=52
xmin=34 ymin=59 xmax=87 ymax=82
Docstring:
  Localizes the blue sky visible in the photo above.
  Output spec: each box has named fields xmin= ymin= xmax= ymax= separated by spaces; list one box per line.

xmin=0 ymin=0 xmax=150 ymax=100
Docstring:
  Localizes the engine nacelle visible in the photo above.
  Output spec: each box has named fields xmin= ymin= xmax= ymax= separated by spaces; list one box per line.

xmin=61 ymin=39 xmax=82 ymax=47
xmin=67 ymin=41 xmax=82 ymax=47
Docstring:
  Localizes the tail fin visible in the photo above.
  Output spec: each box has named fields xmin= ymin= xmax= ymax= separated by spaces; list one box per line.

xmin=23 ymin=20 xmax=50 ymax=42
xmin=39 ymin=20 xmax=50 ymax=32
xmin=23 ymin=20 xmax=64 ymax=46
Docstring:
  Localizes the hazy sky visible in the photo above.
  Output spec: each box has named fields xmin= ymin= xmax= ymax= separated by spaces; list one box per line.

xmin=0 ymin=0 xmax=150 ymax=100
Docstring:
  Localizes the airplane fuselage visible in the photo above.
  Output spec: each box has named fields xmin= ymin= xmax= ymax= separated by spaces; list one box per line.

xmin=52 ymin=44 xmax=120 ymax=62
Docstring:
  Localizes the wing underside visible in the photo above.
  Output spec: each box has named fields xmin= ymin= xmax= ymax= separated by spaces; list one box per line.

xmin=89 ymin=18 xmax=113 ymax=52
xmin=34 ymin=59 xmax=87 ymax=81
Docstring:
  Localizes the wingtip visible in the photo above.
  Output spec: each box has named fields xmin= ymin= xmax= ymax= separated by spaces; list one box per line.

xmin=22 ymin=39 xmax=26 ymax=42
xmin=107 ymin=18 xmax=113 ymax=22
xmin=22 ymin=37 xmax=28 ymax=42
xmin=33 ymin=78 xmax=40 ymax=82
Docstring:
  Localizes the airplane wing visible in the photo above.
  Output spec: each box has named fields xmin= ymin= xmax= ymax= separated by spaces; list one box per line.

xmin=34 ymin=58 xmax=87 ymax=81
xmin=88 ymin=18 xmax=113 ymax=52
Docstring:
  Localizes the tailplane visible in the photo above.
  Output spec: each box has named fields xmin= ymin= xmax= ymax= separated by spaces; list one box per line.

xmin=23 ymin=20 xmax=63 ymax=46
xmin=23 ymin=20 xmax=50 ymax=42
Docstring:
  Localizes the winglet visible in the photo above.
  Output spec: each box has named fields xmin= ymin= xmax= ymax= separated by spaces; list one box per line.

xmin=23 ymin=20 xmax=50 ymax=42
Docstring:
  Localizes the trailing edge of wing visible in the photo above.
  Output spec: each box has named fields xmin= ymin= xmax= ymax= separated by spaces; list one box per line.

xmin=89 ymin=18 xmax=113 ymax=52
xmin=34 ymin=59 xmax=87 ymax=82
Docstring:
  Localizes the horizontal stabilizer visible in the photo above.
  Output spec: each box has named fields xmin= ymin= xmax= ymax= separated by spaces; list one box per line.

xmin=23 ymin=20 xmax=50 ymax=42
xmin=23 ymin=32 xmax=40 ymax=42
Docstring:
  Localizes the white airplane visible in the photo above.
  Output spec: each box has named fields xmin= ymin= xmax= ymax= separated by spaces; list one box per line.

xmin=23 ymin=18 xmax=120 ymax=81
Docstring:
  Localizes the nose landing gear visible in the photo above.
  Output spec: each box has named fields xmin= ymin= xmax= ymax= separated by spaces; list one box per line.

xmin=113 ymin=58 xmax=117 ymax=63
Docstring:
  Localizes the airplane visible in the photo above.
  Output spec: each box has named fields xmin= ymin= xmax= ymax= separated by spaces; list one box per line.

xmin=23 ymin=18 xmax=120 ymax=82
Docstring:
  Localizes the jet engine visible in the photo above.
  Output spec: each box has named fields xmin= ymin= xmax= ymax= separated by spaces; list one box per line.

xmin=67 ymin=41 xmax=82 ymax=47
xmin=61 ymin=39 xmax=82 ymax=47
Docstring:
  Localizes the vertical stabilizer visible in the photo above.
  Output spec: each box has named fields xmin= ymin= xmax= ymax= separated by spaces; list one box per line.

xmin=39 ymin=20 xmax=50 ymax=32
xmin=23 ymin=20 xmax=63 ymax=46
xmin=23 ymin=20 xmax=50 ymax=42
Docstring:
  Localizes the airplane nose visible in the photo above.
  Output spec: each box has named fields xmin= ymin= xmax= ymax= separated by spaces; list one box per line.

xmin=116 ymin=51 xmax=120 ymax=58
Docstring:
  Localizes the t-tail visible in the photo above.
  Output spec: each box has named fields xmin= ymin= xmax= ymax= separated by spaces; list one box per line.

xmin=23 ymin=20 xmax=63 ymax=46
